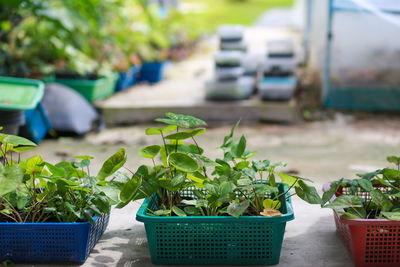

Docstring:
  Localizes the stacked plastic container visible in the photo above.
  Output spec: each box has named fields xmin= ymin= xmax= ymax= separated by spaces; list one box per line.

xmin=258 ymin=39 xmax=298 ymax=101
xmin=206 ymin=25 xmax=254 ymax=101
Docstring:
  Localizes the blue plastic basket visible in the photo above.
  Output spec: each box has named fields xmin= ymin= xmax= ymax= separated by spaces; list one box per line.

xmin=0 ymin=213 xmax=110 ymax=263
xmin=20 ymin=102 xmax=52 ymax=144
xmin=115 ymin=66 xmax=139 ymax=92
xmin=139 ymin=62 xmax=166 ymax=84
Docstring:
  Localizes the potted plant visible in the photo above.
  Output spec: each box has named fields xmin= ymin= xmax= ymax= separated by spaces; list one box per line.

xmin=0 ymin=130 xmax=127 ymax=263
xmin=124 ymin=113 xmax=320 ymax=265
xmin=322 ymin=156 xmax=400 ymax=267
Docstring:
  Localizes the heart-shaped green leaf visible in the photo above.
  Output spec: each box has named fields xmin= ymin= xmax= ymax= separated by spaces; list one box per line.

xmin=168 ymin=152 xmax=199 ymax=173
xmin=145 ymin=125 xmax=177 ymax=135
xmin=155 ymin=113 xmax=206 ymax=128
xmin=97 ymin=148 xmax=127 ymax=180
xmin=139 ymin=145 xmax=161 ymax=159
xmin=165 ymin=128 xmax=206 ymax=140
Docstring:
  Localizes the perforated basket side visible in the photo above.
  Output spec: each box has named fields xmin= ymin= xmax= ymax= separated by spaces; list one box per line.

xmin=0 ymin=213 xmax=108 ymax=263
xmin=333 ymin=186 xmax=400 ymax=267
xmin=137 ymin=183 xmax=293 ymax=265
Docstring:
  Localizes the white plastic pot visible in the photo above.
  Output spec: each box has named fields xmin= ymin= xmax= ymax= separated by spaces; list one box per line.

xmin=206 ymin=76 xmax=255 ymax=100
xmin=258 ymin=76 xmax=297 ymax=101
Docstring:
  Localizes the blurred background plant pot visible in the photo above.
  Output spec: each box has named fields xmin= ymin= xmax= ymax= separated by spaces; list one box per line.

xmin=139 ymin=61 xmax=166 ymax=84
xmin=115 ymin=65 xmax=140 ymax=92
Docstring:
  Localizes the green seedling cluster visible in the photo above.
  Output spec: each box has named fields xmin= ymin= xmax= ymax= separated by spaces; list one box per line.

xmin=322 ymin=156 xmax=400 ymax=220
xmin=0 ymin=128 xmax=127 ymax=223
xmin=127 ymin=113 xmax=320 ymax=218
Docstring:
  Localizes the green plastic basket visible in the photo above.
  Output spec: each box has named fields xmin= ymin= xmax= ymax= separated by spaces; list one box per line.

xmin=0 ymin=76 xmax=44 ymax=111
xmin=54 ymin=73 xmax=118 ymax=102
xmin=136 ymin=183 xmax=294 ymax=265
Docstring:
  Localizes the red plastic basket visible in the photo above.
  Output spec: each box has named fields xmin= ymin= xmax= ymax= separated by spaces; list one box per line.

xmin=332 ymin=186 xmax=400 ymax=267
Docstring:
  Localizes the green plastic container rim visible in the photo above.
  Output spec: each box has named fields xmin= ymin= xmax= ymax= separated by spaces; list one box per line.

xmin=136 ymin=183 xmax=295 ymax=223
xmin=0 ymin=76 xmax=45 ymax=111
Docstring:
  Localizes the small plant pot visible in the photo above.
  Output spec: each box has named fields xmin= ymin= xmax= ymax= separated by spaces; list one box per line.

xmin=19 ymin=102 xmax=52 ymax=144
xmin=258 ymin=76 xmax=297 ymax=101
xmin=115 ymin=66 xmax=139 ymax=92
xmin=54 ymin=73 xmax=119 ymax=102
xmin=0 ymin=213 xmax=110 ymax=263
xmin=331 ymin=186 xmax=400 ymax=267
xmin=136 ymin=183 xmax=294 ymax=265
xmin=139 ymin=62 xmax=166 ymax=84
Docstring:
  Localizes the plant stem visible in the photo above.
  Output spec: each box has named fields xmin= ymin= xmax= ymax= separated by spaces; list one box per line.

xmin=191 ymin=136 xmax=208 ymax=178
xmin=275 ymin=177 xmax=299 ymax=201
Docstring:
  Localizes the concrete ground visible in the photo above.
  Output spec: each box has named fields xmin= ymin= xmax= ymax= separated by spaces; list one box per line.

xmin=15 ymin=114 xmax=400 ymax=267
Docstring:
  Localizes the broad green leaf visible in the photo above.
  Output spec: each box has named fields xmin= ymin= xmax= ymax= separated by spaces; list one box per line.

xmin=295 ymin=180 xmax=322 ymax=205
xmin=11 ymin=146 xmax=36 ymax=152
xmin=263 ymin=198 xmax=281 ymax=210
xmin=387 ymin=156 xmax=400 ymax=166
xmin=139 ymin=145 xmax=161 ymax=159
xmin=356 ymin=179 xmax=374 ymax=192
xmin=75 ymin=155 xmax=94 ymax=160
xmin=252 ymin=160 xmax=270 ymax=172
xmin=190 ymin=154 xmax=217 ymax=167
xmin=324 ymin=195 xmax=363 ymax=210
xmin=381 ymin=211 xmax=400 ymax=220
xmin=340 ymin=211 xmax=363 ymax=219
xmin=232 ymin=135 xmax=246 ymax=158
xmin=181 ymin=199 xmax=198 ymax=206
xmin=235 ymin=161 xmax=249 ymax=170
xmin=97 ymin=148 xmax=127 ymax=180
xmin=222 ymin=120 xmax=240 ymax=147
xmin=164 ymin=128 xmax=206 ymax=140
xmin=171 ymin=172 xmax=187 ymax=187
xmin=172 ymin=206 xmax=187 ymax=216
xmin=153 ymin=209 xmax=171 ymax=216
xmin=45 ymin=162 xmax=65 ymax=176
xmin=279 ymin=172 xmax=299 ymax=187
xmin=356 ymin=169 xmax=381 ymax=180
xmin=72 ymin=159 xmax=90 ymax=169
xmin=26 ymin=155 xmax=44 ymax=175
xmin=155 ymin=113 xmax=206 ymax=128
xmin=321 ymin=179 xmax=343 ymax=206
xmin=120 ymin=176 xmax=142 ymax=203
xmin=187 ymin=173 xmax=205 ymax=187
xmin=168 ymin=152 xmax=199 ymax=172
xmin=227 ymin=199 xmax=249 ymax=218
xmin=0 ymin=165 xmax=23 ymax=197
xmin=370 ymin=189 xmax=393 ymax=212
xmin=184 ymin=206 xmax=201 ymax=215
xmin=98 ymin=182 xmax=122 ymax=204
xmin=1 ymin=134 xmax=37 ymax=147
xmin=237 ymin=178 xmax=252 ymax=186
xmin=382 ymin=168 xmax=400 ymax=181
xmin=145 ymin=125 xmax=177 ymax=135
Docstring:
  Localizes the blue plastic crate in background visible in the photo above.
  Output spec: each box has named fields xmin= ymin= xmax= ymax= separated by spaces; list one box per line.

xmin=0 ymin=213 xmax=110 ymax=263
xmin=20 ymin=102 xmax=52 ymax=144
xmin=139 ymin=61 xmax=166 ymax=84
xmin=115 ymin=65 xmax=140 ymax=92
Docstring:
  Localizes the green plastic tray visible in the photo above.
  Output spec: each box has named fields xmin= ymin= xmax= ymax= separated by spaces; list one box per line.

xmin=54 ymin=73 xmax=118 ymax=103
xmin=136 ymin=183 xmax=294 ymax=265
xmin=0 ymin=76 xmax=44 ymax=111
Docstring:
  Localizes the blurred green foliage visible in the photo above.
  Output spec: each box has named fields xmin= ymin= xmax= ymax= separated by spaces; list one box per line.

xmin=0 ymin=0 xmax=204 ymax=77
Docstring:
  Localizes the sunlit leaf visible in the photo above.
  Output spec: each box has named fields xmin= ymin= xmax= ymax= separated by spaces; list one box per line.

xmin=168 ymin=152 xmax=199 ymax=172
